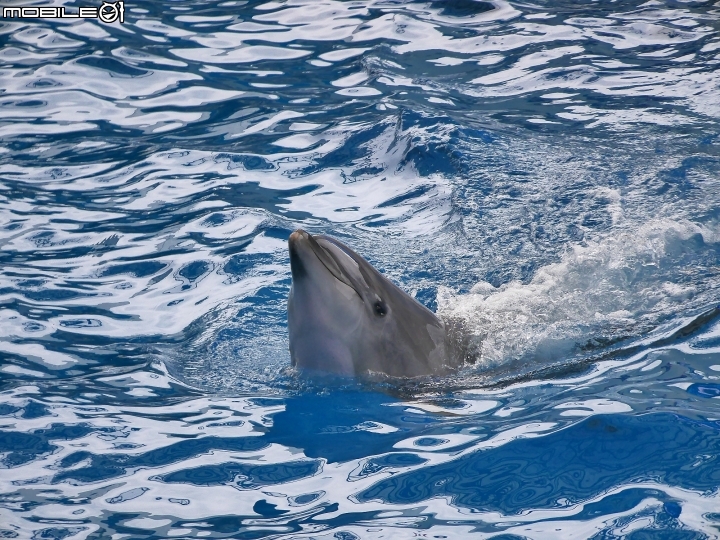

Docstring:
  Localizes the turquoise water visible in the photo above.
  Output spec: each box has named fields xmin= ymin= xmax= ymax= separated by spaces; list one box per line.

xmin=1 ymin=0 xmax=720 ymax=537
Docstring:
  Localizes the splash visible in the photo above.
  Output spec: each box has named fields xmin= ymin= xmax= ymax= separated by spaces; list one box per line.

xmin=438 ymin=219 xmax=720 ymax=371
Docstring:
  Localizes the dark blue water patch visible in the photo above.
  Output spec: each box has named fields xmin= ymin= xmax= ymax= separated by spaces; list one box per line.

xmin=620 ymin=530 xmax=702 ymax=540
xmin=456 ymin=124 xmax=495 ymax=146
xmin=53 ymin=436 xmax=269 ymax=484
xmin=213 ymin=182 xmax=320 ymax=216
xmin=377 ymin=185 xmax=434 ymax=208
xmin=414 ymin=437 xmax=447 ymax=447
xmin=0 ymin=431 xmax=56 ymax=468
xmin=289 ymin=491 xmax=324 ymax=506
xmin=247 ymin=397 xmax=284 ymax=408
xmin=265 ymin=391 xmax=446 ymax=463
xmin=342 ymin=166 xmax=385 ymax=183
xmin=0 ymin=242 xmax=101 ymax=267
xmin=253 ymin=499 xmax=288 ymax=517
xmin=483 ymin=267 xmax=524 ymax=289
xmin=413 ymin=287 xmax=438 ymax=312
xmin=264 ymin=226 xmax=294 ymax=243
xmin=1 ymin=98 xmax=45 ymax=110
xmin=112 ymin=443 xmax=143 ymax=450
xmin=214 ymin=153 xmax=275 ymax=171
xmin=363 ymin=217 xmax=395 ymax=228
xmin=396 ymin=113 xmax=489 ymax=177
xmin=0 ymin=404 xmax=21 ymax=416
xmin=202 ymin=212 xmax=231 ymax=227
xmin=687 ymin=383 xmax=720 ymax=399
xmin=21 ymin=288 xmax=95 ymax=302
xmin=24 ymin=321 xmax=47 ymax=332
xmin=664 ymin=501 xmax=682 ymax=519
xmin=16 ymin=279 xmax=48 ymax=288
xmin=548 ymin=487 xmax=682 ymax=528
xmin=239 ymin=283 xmax=289 ymax=310
xmin=0 ymin=420 xmax=101 ymax=467
xmin=34 ymin=423 xmax=95 ymax=440
xmin=436 ymin=0 xmax=495 ymax=17
xmin=59 ymin=319 xmax=102 ymax=329
xmin=222 ymin=252 xmax=275 ymax=278
xmin=399 ymin=135 xmax=467 ymax=177
xmin=31 ymin=526 xmax=87 ymax=540
xmin=177 ymin=260 xmax=211 ymax=283
xmin=298 ymin=121 xmax=392 ymax=176
xmin=158 ymin=459 xmax=321 ymax=489
xmin=4 ymin=221 xmax=22 ymax=231
xmin=333 ymin=533 xmax=360 ymax=540
xmin=357 ymin=413 xmax=720 ymax=513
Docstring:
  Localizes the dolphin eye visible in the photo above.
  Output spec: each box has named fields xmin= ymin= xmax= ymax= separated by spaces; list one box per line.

xmin=373 ymin=301 xmax=387 ymax=317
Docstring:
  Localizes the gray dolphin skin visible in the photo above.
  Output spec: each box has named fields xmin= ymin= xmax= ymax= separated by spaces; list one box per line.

xmin=288 ymin=229 xmax=459 ymax=378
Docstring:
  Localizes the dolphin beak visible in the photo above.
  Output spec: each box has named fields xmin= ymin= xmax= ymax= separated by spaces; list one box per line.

xmin=289 ymin=229 xmax=308 ymax=244
xmin=289 ymin=229 xmax=363 ymax=297
xmin=289 ymin=229 xmax=310 ymax=278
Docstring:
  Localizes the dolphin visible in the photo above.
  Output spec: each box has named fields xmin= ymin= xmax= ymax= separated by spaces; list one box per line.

xmin=287 ymin=229 xmax=461 ymax=378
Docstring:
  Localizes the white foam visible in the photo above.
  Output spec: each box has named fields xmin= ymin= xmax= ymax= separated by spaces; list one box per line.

xmin=438 ymin=219 xmax=720 ymax=369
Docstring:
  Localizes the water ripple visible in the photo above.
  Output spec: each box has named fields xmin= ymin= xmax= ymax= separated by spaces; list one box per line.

xmin=1 ymin=0 xmax=720 ymax=538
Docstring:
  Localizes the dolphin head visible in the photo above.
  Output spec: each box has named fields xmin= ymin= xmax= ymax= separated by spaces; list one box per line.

xmin=287 ymin=229 xmax=450 ymax=378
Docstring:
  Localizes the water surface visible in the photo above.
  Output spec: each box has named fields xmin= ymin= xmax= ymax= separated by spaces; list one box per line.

xmin=1 ymin=0 xmax=720 ymax=538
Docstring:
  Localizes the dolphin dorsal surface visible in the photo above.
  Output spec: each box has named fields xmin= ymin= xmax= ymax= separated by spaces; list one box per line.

xmin=287 ymin=229 xmax=455 ymax=378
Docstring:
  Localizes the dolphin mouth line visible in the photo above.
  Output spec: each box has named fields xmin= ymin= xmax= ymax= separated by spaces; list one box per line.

xmin=302 ymin=231 xmax=365 ymax=298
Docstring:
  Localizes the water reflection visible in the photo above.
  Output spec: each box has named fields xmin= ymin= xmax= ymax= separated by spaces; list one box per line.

xmin=2 ymin=0 xmax=720 ymax=537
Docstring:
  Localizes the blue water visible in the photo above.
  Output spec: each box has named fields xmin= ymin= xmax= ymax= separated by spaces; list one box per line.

xmin=1 ymin=0 xmax=720 ymax=537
